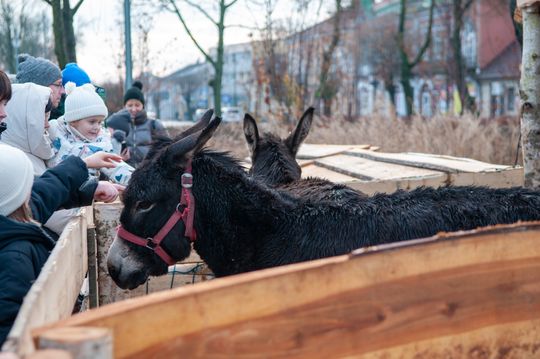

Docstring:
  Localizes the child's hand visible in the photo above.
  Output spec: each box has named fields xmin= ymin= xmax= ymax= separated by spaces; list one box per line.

xmin=94 ymin=181 xmax=120 ymax=203
xmin=84 ymin=152 xmax=122 ymax=169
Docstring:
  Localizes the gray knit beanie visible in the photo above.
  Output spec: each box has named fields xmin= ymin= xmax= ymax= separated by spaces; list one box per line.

xmin=16 ymin=54 xmax=62 ymax=87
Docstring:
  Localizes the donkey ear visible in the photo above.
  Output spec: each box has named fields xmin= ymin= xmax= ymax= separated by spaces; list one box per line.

xmin=243 ymin=113 xmax=259 ymax=155
xmin=286 ymin=107 xmax=314 ymax=155
xmin=179 ymin=109 xmax=214 ymax=138
xmin=165 ymin=117 xmax=222 ymax=167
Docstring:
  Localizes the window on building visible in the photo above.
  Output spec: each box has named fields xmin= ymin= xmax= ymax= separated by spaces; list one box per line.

xmin=507 ymin=87 xmax=516 ymax=112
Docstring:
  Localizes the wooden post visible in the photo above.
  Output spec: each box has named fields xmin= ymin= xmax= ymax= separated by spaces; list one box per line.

xmin=37 ymin=327 xmax=112 ymax=359
xmin=86 ymin=225 xmax=98 ymax=309
xmin=519 ymin=0 xmax=540 ymax=187
xmin=26 ymin=349 xmax=72 ymax=359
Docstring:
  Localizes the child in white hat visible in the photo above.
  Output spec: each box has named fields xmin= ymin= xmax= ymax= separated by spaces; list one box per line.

xmin=48 ymin=82 xmax=133 ymax=185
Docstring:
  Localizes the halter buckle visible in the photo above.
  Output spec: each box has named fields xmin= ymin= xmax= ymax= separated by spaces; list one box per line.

xmin=181 ymin=173 xmax=193 ymax=188
xmin=145 ymin=237 xmax=157 ymax=250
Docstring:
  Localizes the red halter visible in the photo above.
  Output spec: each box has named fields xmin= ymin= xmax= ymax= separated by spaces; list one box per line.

xmin=116 ymin=161 xmax=197 ymax=266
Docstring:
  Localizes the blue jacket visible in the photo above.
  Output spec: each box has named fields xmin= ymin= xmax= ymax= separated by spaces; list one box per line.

xmin=0 ymin=156 xmax=96 ymax=346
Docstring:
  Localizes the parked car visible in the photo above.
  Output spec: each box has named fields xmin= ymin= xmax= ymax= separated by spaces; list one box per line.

xmin=222 ymin=107 xmax=243 ymax=123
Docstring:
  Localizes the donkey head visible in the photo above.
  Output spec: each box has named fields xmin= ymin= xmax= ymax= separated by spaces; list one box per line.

xmin=243 ymin=107 xmax=314 ymax=186
xmin=107 ymin=110 xmax=220 ymax=290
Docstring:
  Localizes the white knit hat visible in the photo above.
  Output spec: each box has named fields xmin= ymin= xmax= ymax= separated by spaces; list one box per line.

xmin=0 ymin=144 xmax=34 ymax=216
xmin=63 ymin=82 xmax=108 ymax=123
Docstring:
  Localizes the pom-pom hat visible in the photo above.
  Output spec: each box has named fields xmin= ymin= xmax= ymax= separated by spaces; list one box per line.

xmin=63 ymin=82 xmax=108 ymax=123
xmin=123 ymin=80 xmax=145 ymax=106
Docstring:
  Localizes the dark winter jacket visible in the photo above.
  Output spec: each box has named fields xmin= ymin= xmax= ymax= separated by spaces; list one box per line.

xmin=105 ymin=109 xmax=168 ymax=167
xmin=0 ymin=156 xmax=96 ymax=347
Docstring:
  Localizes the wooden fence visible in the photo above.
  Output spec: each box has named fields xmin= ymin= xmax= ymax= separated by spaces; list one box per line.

xmin=31 ymin=222 xmax=540 ymax=358
xmin=0 ymin=147 xmax=529 ymax=357
xmin=1 ymin=207 xmax=92 ymax=357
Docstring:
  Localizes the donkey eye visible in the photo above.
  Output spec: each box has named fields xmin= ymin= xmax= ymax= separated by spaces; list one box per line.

xmin=136 ymin=201 xmax=155 ymax=212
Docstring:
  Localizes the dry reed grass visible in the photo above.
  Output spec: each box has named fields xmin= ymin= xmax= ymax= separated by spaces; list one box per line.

xmin=168 ymin=114 xmax=522 ymax=166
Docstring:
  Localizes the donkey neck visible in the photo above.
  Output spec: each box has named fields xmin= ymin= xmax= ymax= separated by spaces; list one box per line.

xmin=190 ymin=151 xmax=295 ymax=276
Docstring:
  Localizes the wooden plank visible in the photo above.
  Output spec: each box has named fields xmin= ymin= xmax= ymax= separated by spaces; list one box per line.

xmin=302 ymin=165 xmax=447 ymax=195
xmin=2 ymin=208 xmax=90 ymax=357
xmin=346 ymin=149 xmax=513 ymax=173
xmin=38 ymin=327 xmax=112 ymax=359
xmin=449 ymin=167 xmax=524 ymax=188
xmin=34 ymin=222 xmax=540 ymax=358
xmin=297 ymin=143 xmax=370 ymax=159
xmin=346 ymin=175 xmax=447 ymax=195
xmin=301 ymin=163 xmax=360 ymax=182
xmin=315 ymin=154 xmax=446 ymax=181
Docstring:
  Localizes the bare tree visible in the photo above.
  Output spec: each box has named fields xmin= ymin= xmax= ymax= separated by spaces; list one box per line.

xmin=42 ymin=0 xmax=85 ymax=68
xmin=519 ymin=1 xmax=540 ymax=187
xmin=450 ymin=0 xmax=475 ymax=115
xmin=161 ymin=0 xmax=239 ymax=116
xmin=315 ymin=0 xmax=343 ymax=116
xmin=0 ymin=1 xmax=54 ymax=73
xmin=397 ymin=0 xmax=435 ymax=117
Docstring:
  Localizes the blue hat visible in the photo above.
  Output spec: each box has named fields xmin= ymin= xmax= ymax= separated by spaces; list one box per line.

xmin=62 ymin=63 xmax=91 ymax=87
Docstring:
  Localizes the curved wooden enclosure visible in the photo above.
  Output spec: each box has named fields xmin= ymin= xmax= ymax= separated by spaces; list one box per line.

xmin=34 ymin=221 xmax=540 ymax=358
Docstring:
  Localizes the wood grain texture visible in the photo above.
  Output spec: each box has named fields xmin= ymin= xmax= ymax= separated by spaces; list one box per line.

xmin=345 ymin=149 xmax=513 ymax=173
xmin=2 ymin=208 xmax=91 ymax=357
xmin=34 ymin=222 xmax=540 ymax=358
xmin=38 ymin=327 xmax=112 ymax=359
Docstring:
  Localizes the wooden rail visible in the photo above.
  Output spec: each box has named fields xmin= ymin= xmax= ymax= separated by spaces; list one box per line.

xmin=1 ymin=207 xmax=92 ymax=357
xmin=33 ymin=222 xmax=540 ymax=358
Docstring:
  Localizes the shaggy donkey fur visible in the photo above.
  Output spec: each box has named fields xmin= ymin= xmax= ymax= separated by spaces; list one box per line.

xmin=244 ymin=107 xmax=365 ymax=202
xmin=243 ymin=107 xmax=313 ymax=186
xmin=107 ymin=115 xmax=540 ymax=290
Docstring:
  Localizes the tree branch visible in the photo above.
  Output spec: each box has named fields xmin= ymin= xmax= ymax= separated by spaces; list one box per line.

xmin=168 ymin=0 xmax=215 ymax=66
xmin=397 ymin=0 xmax=407 ymax=65
xmin=411 ymin=0 xmax=434 ymax=67
xmin=72 ymin=0 xmax=85 ymax=15
xmin=183 ymin=0 xmax=218 ymax=26
xmin=463 ymin=0 xmax=474 ymax=12
xmin=225 ymin=0 xmax=239 ymax=8
xmin=42 ymin=0 xmax=52 ymax=5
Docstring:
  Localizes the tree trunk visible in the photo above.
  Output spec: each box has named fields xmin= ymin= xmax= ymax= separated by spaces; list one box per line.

xmin=400 ymin=62 xmax=415 ymax=117
xmin=50 ymin=0 xmax=66 ymax=67
xmin=316 ymin=0 xmax=342 ymax=117
xmin=397 ymin=0 xmax=434 ymax=117
xmin=451 ymin=0 xmax=474 ymax=115
xmin=62 ymin=0 xmax=77 ymax=66
xmin=212 ymin=1 xmax=226 ymax=117
xmin=43 ymin=0 xmax=82 ymax=68
xmin=520 ymin=3 xmax=540 ymax=188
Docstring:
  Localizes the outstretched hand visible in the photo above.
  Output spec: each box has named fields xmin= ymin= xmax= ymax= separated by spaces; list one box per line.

xmin=94 ymin=181 xmax=123 ymax=203
xmin=84 ymin=152 xmax=122 ymax=169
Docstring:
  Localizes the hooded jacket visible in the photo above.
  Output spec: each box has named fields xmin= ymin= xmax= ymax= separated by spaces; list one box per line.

xmin=105 ymin=109 xmax=168 ymax=167
xmin=0 ymin=156 xmax=96 ymax=347
xmin=0 ymin=83 xmax=54 ymax=176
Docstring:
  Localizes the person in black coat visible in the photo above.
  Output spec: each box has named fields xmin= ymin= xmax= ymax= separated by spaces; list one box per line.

xmin=0 ymin=145 xmax=122 ymax=347
xmin=105 ymin=81 xmax=168 ymax=167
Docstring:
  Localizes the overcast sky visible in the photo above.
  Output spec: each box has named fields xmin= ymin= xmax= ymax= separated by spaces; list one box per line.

xmin=63 ymin=0 xmax=336 ymax=84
